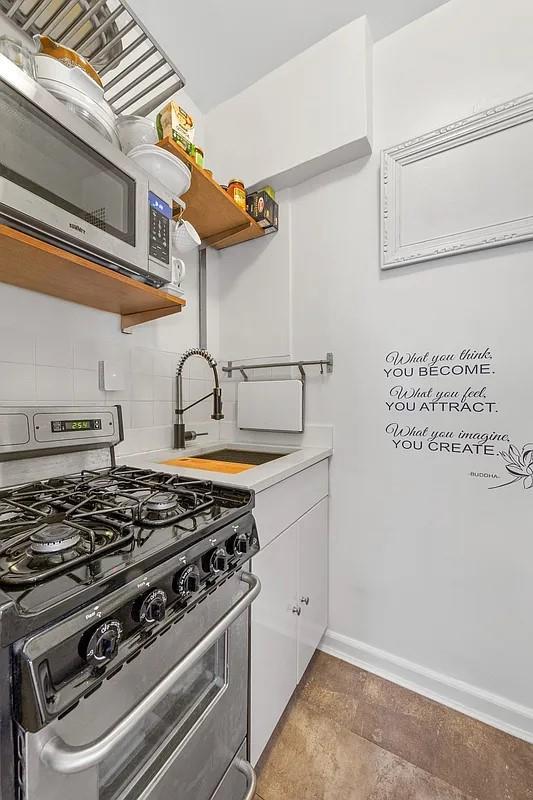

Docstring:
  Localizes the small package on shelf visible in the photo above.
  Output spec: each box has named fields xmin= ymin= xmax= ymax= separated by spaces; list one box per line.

xmin=246 ymin=189 xmax=278 ymax=234
xmin=156 ymin=101 xmax=195 ymax=151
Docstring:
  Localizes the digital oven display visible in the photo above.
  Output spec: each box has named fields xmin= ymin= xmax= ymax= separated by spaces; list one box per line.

xmin=51 ymin=419 xmax=102 ymax=433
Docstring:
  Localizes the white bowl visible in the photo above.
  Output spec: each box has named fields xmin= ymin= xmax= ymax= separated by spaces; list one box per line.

xmin=128 ymin=144 xmax=191 ymax=197
xmin=35 ymin=53 xmax=104 ymax=104
xmin=116 ymin=115 xmax=157 ymax=154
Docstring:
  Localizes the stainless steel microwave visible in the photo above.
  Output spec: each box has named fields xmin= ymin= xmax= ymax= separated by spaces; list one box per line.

xmin=0 ymin=54 xmax=177 ymax=287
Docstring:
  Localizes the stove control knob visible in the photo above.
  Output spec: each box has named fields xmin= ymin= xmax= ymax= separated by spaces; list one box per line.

xmin=82 ymin=619 xmax=122 ymax=668
xmin=175 ymin=565 xmax=201 ymax=599
xmin=205 ymin=546 xmax=229 ymax=575
xmin=134 ymin=589 xmax=167 ymax=625
xmin=229 ymin=532 xmax=250 ymax=557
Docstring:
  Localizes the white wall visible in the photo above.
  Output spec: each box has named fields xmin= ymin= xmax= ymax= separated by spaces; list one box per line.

xmin=215 ymin=0 xmax=533 ymax=740
xmin=217 ymin=191 xmax=292 ymax=361
xmin=0 ymin=248 xmax=222 ymax=459
xmin=205 ymin=17 xmax=373 ymax=191
xmin=127 ymin=0 xmax=450 ymax=112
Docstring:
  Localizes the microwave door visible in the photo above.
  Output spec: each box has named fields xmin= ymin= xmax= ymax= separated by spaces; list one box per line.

xmin=0 ymin=54 xmax=148 ymax=275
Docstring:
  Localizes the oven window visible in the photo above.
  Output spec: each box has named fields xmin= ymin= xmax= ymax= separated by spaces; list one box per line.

xmin=0 ymin=80 xmax=135 ymax=244
xmin=98 ymin=635 xmax=227 ymax=800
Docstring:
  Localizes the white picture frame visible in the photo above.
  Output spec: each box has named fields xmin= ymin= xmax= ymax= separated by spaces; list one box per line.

xmin=381 ymin=93 xmax=533 ymax=269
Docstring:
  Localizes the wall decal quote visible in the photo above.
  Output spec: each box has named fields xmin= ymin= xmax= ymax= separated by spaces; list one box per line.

xmin=383 ymin=347 xmax=511 ymax=457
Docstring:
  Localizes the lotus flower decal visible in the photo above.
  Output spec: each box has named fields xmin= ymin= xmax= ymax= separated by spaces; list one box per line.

xmin=491 ymin=444 xmax=533 ymax=489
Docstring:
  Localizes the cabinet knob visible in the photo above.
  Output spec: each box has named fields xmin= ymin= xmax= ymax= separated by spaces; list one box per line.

xmin=300 ymin=596 xmax=310 ymax=606
xmin=292 ymin=605 xmax=302 ymax=616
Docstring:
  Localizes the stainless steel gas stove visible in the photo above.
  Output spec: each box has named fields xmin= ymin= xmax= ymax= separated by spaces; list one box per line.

xmin=0 ymin=406 xmax=260 ymax=800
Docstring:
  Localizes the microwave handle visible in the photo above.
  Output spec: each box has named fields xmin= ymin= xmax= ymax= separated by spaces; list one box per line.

xmin=236 ymin=759 xmax=258 ymax=800
xmin=40 ymin=571 xmax=261 ymax=775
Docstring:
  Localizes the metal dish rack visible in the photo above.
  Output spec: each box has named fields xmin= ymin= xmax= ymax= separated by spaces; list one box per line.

xmin=0 ymin=0 xmax=186 ymax=116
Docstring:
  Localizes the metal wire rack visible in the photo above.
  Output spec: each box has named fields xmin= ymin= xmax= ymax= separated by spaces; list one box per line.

xmin=0 ymin=0 xmax=186 ymax=116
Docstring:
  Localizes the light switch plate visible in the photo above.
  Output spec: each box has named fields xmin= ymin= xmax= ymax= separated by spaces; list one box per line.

xmin=99 ymin=360 xmax=126 ymax=392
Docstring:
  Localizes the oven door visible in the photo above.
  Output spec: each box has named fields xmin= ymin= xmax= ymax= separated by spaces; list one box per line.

xmin=20 ymin=572 xmax=259 ymax=800
xmin=0 ymin=54 xmax=148 ymax=274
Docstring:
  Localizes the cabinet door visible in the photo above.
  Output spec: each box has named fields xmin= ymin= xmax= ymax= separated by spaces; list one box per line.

xmin=297 ymin=498 xmax=329 ymax=681
xmin=250 ymin=523 xmax=299 ymax=765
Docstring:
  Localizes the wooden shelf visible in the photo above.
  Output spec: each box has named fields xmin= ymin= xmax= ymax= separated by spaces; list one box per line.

xmin=0 ymin=224 xmax=186 ymax=332
xmin=157 ymin=137 xmax=266 ymax=250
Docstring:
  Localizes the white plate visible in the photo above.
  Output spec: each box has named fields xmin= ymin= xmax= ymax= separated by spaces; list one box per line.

xmin=128 ymin=144 xmax=191 ymax=197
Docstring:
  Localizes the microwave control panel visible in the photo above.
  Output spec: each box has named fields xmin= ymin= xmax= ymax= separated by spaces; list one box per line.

xmin=148 ymin=191 xmax=171 ymax=265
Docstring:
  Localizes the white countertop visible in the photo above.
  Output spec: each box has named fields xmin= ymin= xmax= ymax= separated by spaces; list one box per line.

xmin=119 ymin=441 xmax=332 ymax=493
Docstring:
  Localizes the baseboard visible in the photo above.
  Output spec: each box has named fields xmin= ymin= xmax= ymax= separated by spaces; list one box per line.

xmin=320 ymin=630 xmax=533 ymax=744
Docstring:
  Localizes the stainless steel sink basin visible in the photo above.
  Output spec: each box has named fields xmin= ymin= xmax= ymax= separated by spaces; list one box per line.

xmin=193 ymin=449 xmax=289 ymax=465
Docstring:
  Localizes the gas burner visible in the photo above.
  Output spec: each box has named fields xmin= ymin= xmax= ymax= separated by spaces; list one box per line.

xmin=0 ymin=517 xmax=134 ymax=586
xmin=30 ymin=524 xmax=81 ymax=555
xmin=139 ymin=492 xmax=182 ymax=527
xmin=145 ymin=492 xmax=178 ymax=513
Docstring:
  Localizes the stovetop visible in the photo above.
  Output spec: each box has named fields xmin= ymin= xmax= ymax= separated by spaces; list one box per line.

xmin=0 ymin=466 xmax=254 ymax=617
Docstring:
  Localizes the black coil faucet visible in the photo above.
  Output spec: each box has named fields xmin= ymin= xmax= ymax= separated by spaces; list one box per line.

xmin=174 ymin=348 xmax=224 ymax=449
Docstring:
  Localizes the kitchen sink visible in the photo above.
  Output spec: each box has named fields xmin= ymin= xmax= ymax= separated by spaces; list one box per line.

xmin=193 ymin=449 xmax=290 ymax=465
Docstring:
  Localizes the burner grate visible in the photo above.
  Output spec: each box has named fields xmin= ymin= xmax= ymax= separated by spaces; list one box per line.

xmin=63 ymin=466 xmax=217 ymax=528
xmin=0 ymin=466 xmax=219 ymax=585
xmin=0 ymin=477 xmax=136 ymax=585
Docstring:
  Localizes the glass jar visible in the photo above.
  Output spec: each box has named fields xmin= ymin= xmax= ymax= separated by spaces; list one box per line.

xmin=227 ymin=179 xmax=246 ymax=211
xmin=0 ymin=36 xmax=35 ymax=79
xmin=194 ymin=146 xmax=204 ymax=168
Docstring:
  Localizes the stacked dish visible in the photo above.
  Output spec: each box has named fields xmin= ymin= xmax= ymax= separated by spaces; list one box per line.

xmin=128 ymin=144 xmax=191 ymax=197
xmin=33 ymin=36 xmax=118 ymax=146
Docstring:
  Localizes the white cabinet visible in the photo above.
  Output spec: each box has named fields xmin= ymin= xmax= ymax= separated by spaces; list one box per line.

xmin=297 ymin=499 xmax=329 ymax=681
xmin=250 ymin=497 xmax=329 ymax=765
xmin=253 ymin=459 xmax=329 ymax=549
xmin=250 ymin=521 xmax=299 ymax=765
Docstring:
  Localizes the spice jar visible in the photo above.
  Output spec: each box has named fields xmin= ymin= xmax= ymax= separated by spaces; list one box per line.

xmin=227 ymin=179 xmax=246 ymax=210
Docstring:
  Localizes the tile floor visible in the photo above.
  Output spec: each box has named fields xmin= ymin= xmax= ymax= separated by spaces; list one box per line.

xmin=255 ymin=651 xmax=533 ymax=800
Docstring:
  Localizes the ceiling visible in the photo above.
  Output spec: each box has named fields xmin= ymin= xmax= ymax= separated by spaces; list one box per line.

xmin=129 ymin=0 xmax=451 ymax=112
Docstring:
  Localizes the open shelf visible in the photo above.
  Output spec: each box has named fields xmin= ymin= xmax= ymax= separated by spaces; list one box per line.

xmin=0 ymin=224 xmax=186 ymax=332
xmin=157 ymin=137 xmax=266 ymax=250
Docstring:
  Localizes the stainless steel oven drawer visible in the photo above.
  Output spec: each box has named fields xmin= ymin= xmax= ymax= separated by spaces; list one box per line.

xmin=19 ymin=572 xmax=256 ymax=800
xmin=212 ymin=743 xmax=256 ymax=800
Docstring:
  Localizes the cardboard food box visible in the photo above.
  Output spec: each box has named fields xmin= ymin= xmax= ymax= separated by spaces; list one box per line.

xmin=246 ymin=190 xmax=279 ymax=234
xmin=156 ymin=101 xmax=195 ymax=151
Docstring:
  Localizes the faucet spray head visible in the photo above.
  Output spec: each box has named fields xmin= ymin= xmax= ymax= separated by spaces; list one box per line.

xmin=212 ymin=387 xmax=224 ymax=420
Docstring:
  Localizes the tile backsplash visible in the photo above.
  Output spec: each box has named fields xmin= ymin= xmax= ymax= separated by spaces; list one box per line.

xmin=0 ymin=330 xmax=233 ymax=456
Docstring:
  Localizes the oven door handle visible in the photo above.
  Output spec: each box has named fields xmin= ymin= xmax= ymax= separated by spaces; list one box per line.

xmin=40 ymin=571 xmax=261 ymax=775
xmin=236 ymin=758 xmax=257 ymax=800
